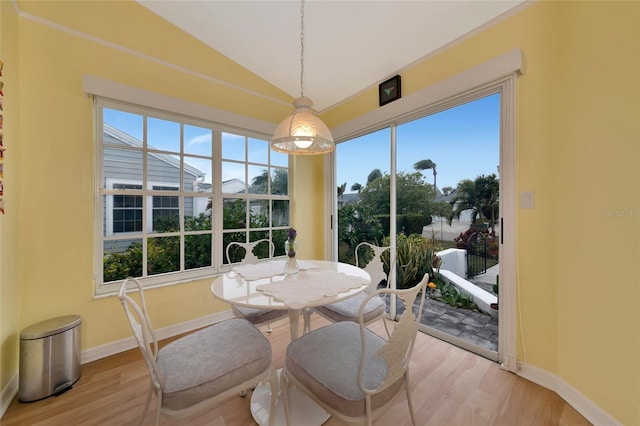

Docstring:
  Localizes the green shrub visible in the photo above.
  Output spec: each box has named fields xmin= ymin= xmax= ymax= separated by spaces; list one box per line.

xmin=375 ymin=213 xmax=434 ymax=237
xmin=383 ymin=233 xmax=440 ymax=289
xmin=374 ymin=214 xmax=391 ymax=237
xmin=103 ymin=213 xmax=214 ymax=282
xmin=337 ymin=203 xmax=384 ymax=264
xmin=437 ymin=280 xmax=478 ymax=310
xmin=103 ymin=242 xmax=143 ymax=282
xmin=398 ymin=213 xmax=430 ymax=235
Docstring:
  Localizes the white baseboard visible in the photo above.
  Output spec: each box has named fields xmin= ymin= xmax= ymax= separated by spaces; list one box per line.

xmin=82 ymin=310 xmax=233 ymax=364
xmin=1 ymin=373 xmax=18 ymax=419
xmin=2 ymin=331 xmax=623 ymax=426
xmin=1 ymin=311 xmax=234 ymax=419
xmin=517 ymin=363 xmax=621 ymax=426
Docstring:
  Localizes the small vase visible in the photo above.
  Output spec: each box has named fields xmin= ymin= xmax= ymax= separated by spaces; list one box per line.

xmin=284 ymin=240 xmax=299 ymax=275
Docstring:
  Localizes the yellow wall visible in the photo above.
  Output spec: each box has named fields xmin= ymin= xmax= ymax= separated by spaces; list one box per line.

xmin=8 ymin=1 xmax=292 ymax=352
xmin=0 ymin=0 xmax=22 ymax=405
xmin=1 ymin=1 xmax=638 ymax=424
xmin=291 ymin=156 xmax=327 ymax=260
xmin=551 ymin=3 xmax=639 ymax=421
xmin=321 ymin=2 xmax=640 ymax=424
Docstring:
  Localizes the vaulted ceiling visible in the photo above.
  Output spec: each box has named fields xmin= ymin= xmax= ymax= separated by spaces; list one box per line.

xmin=138 ymin=1 xmax=528 ymax=112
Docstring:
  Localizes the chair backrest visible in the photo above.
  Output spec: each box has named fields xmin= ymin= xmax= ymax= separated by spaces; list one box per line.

xmin=226 ymin=239 xmax=275 ymax=266
xmin=357 ymin=273 xmax=428 ymax=397
xmin=118 ymin=278 xmax=163 ymax=393
xmin=355 ymin=242 xmax=393 ymax=292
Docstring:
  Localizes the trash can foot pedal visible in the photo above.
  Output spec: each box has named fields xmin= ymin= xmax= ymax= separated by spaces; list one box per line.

xmin=53 ymin=385 xmax=74 ymax=397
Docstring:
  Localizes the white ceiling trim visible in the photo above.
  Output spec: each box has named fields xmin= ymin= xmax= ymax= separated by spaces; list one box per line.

xmin=19 ymin=8 xmax=291 ymax=109
xmin=83 ymin=75 xmax=276 ymax=137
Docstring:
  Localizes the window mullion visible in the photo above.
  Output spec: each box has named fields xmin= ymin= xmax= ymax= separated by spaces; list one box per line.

xmin=180 ymin=123 xmax=185 ymax=272
xmin=142 ymin=115 xmax=149 ymax=278
xmin=96 ymin=99 xmax=290 ymax=293
xmin=212 ymin=130 xmax=223 ymax=270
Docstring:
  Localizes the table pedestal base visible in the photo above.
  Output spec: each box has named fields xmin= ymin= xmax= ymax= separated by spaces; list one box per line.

xmin=250 ymin=369 xmax=330 ymax=426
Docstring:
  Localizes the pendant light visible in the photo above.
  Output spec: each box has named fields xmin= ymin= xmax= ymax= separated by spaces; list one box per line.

xmin=271 ymin=0 xmax=335 ymax=155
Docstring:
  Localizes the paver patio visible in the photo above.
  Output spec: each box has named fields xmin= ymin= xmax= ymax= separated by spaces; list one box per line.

xmin=390 ymin=264 xmax=500 ymax=353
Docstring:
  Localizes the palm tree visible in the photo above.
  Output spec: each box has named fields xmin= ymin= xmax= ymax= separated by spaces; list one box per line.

xmin=413 ymin=159 xmax=438 ymax=194
xmin=448 ymin=174 xmax=499 ymax=230
xmin=337 ymin=182 xmax=347 ymax=198
xmin=414 ymin=159 xmax=437 ymax=192
xmin=350 ymin=183 xmax=363 ymax=193
xmin=271 ymin=169 xmax=289 ymax=195
xmin=251 ymin=169 xmax=270 ymax=193
xmin=250 ymin=169 xmax=289 ymax=225
xmin=251 ymin=169 xmax=288 ymax=195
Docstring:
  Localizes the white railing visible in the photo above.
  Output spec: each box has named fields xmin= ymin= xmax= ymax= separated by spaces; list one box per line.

xmin=436 ymin=248 xmax=497 ymax=316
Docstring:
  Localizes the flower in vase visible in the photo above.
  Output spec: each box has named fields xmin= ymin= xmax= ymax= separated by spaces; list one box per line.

xmin=285 ymin=228 xmax=297 ymax=258
xmin=284 ymin=228 xmax=299 ymax=274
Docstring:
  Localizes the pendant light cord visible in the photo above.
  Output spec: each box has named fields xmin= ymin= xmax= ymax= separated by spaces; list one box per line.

xmin=270 ymin=0 xmax=334 ymax=153
xmin=300 ymin=0 xmax=305 ymax=98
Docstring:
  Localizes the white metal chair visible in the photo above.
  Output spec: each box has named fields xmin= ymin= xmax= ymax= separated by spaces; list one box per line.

xmin=118 ymin=278 xmax=277 ymax=425
xmin=282 ymin=274 xmax=429 ymax=426
xmin=308 ymin=242 xmax=393 ymax=330
xmin=226 ymin=239 xmax=288 ymax=332
xmin=225 ymin=239 xmax=274 ymax=266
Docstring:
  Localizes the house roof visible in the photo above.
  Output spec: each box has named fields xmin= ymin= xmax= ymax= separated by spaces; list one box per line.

xmin=103 ymin=123 xmax=204 ymax=179
xmin=222 ymin=178 xmax=246 ymax=194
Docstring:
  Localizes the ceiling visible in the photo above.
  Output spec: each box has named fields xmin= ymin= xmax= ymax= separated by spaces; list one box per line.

xmin=138 ymin=1 xmax=528 ymax=112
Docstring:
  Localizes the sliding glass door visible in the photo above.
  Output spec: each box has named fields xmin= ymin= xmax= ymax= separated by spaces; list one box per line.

xmin=336 ymin=128 xmax=390 ymax=263
xmin=335 ymin=93 xmax=501 ymax=360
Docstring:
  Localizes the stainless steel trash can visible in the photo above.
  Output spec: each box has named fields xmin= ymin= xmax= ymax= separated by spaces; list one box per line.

xmin=19 ymin=315 xmax=82 ymax=402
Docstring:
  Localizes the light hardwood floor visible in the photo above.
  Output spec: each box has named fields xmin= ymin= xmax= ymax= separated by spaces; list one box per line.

xmin=2 ymin=316 xmax=591 ymax=426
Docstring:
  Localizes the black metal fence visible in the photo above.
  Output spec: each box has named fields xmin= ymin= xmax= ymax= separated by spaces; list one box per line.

xmin=466 ymin=232 xmax=488 ymax=278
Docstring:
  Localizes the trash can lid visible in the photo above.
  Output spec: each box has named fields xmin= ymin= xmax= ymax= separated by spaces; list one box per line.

xmin=20 ymin=315 xmax=82 ymax=340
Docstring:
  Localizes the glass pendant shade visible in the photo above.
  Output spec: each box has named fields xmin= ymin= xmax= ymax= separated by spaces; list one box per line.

xmin=271 ymin=96 xmax=335 ymax=155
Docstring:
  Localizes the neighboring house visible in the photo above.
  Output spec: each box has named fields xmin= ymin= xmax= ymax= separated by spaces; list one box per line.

xmin=103 ymin=124 xmax=207 ymax=250
xmin=221 ymin=178 xmax=245 ymax=194
xmin=434 ymin=187 xmax=453 ymax=203
xmin=337 ymin=193 xmax=359 ymax=208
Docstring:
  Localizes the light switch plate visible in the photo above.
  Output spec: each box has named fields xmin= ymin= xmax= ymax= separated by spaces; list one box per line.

xmin=520 ymin=191 xmax=534 ymax=209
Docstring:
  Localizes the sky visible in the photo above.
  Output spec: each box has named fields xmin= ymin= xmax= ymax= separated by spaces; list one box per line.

xmin=336 ymin=93 xmax=500 ymax=193
xmin=104 ymin=92 xmax=500 ymax=191
xmin=103 ymin=108 xmax=288 ymax=186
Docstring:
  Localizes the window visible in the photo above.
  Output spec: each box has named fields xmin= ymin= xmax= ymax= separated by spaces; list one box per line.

xmin=96 ymin=99 xmax=291 ymax=294
xmin=151 ymin=185 xmax=179 ymax=230
xmin=112 ymin=183 xmax=142 ymax=233
xmin=330 ymin=49 xmax=521 ymax=369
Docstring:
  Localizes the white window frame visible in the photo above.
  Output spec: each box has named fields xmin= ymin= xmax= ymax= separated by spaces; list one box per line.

xmin=88 ymin=85 xmax=289 ymax=296
xmin=148 ymin=183 xmax=180 ymax=233
xmin=105 ymin=178 xmax=143 ymax=236
xmin=328 ymin=49 xmax=523 ymax=372
xmin=105 ymin=179 xmax=182 ymax=236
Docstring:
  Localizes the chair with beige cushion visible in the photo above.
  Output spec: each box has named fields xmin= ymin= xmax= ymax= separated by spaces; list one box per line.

xmin=118 ymin=277 xmax=277 ymax=425
xmin=308 ymin=242 xmax=393 ymax=329
xmin=226 ymin=239 xmax=288 ymax=332
xmin=282 ymin=274 xmax=429 ymax=426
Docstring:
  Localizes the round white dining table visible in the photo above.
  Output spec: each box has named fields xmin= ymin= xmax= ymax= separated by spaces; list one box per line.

xmin=210 ymin=259 xmax=371 ymax=341
xmin=211 ymin=259 xmax=371 ymax=426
